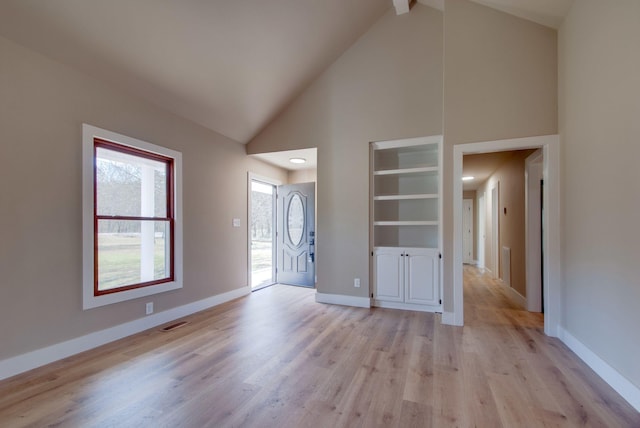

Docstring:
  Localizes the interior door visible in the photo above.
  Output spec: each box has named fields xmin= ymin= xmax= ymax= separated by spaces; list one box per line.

xmin=463 ymin=199 xmax=473 ymax=264
xmin=478 ymin=193 xmax=485 ymax=269
xmin=276 ymin=182 xmax=315 ymax=287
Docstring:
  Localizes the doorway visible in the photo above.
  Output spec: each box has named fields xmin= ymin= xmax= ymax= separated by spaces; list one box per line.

xmin=249 ymin=175 xmax=279 ymax=290
xmin=249 ymin=147 xmax=318 ymax=290
xmin=452 ymin=135 xmax=561 ymax=337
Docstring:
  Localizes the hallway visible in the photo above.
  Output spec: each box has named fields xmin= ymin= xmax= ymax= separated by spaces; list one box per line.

xmin=460 ymin=265 xmax=638 ymax=426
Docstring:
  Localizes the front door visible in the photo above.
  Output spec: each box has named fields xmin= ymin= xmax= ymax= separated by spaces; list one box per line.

xmin=277 ymin=182 xmax=315 ymax=287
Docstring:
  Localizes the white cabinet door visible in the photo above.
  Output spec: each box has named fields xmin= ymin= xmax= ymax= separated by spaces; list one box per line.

xmin=374 ymin=248 xmax=403 ymax=302
xmin=405 ymin=249 xmax=440 ymax=306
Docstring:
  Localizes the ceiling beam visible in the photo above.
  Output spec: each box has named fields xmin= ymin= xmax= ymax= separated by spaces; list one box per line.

xmin=393 ymin=0 xmax=410 ymax=15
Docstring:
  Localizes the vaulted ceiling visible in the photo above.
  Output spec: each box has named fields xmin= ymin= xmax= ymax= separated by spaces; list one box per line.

xmin=0 ymin=1 xmax=572 ymax=144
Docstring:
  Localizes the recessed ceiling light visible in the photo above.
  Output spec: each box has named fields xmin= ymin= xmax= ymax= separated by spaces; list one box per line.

xmin=289 ymin=157 xmax=306 ymax=164
xmin=462 ymin=176 xmax=475 ymax=181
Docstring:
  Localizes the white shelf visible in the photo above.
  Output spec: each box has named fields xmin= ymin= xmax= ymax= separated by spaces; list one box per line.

xmin=374 ymin=194 xmax=438 ymax=201
xmin=370 ymin=135 xmax=442 ymax=250
xmin=373 ymin=166 xmax=438 ymax=176
xmin=374 ymin=221 xmax=439 ymax=226
xmin=371 ymin=135 xmax=442 ymax=150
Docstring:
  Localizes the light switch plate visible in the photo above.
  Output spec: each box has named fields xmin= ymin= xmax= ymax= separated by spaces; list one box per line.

xmin=232 ymin=218 xmax=241 ymax=227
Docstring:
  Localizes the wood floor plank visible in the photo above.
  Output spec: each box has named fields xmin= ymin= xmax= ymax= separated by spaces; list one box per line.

xmin=0 ymin=268 xmax=638 ymax=427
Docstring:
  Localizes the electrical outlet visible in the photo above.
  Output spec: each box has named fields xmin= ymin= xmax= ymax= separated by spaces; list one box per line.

xmin=145 ymin=302 xmax=154 ymax=315
xmin=354 ymin=278 xmax=361 ymax=288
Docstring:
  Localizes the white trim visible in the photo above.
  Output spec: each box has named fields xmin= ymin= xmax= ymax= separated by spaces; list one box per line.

xmin=373 ymin=300 xmax=441 ymax=313
xmin=82 ymin=124 xmax=184 ymax=309
xmin=371 ymin=135 xmax=442 ymax=150
xmin=247 ymin=173 xmax=282 ymax=290
xmin=441 ymin=311 xmax=456 ymax=325
xmin=558 ymin=327 xmax=640 ymax=412
xmin=525 ymin=149 xmax=543 ymax=312
xmin=0 ymin=287 xmax=249 ymax=381
xmin=452 ymin=135 xmax=561 ymax=336
xmin=508 ymin=286 xmax=527 ymax=309
xmin=374 ymin=194 xmax=438 ymax=201
xmin=373 ymin=166 xmax=439 ymax=176
xmin=315 ymin=292 xmax=371 ymax=308
xmin=393 ymin=0 xmax=410 ymax=15
xmin=373 ymin=221 xmax=439 ymax=226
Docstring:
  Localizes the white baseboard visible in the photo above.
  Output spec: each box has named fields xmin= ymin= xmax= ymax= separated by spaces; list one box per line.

xmin=373 ymin=300 xmax=441 ymax=313
xmin=0 ymin=286 xmax=250 ymax=381
xmin=441 ymin=311 xmax=463 ymax=326
xmin=508 ymin=287 xmax=527 ymax=309
xmin=558 ymin=327 xmax=640 ymax=412
xmin=315 ymin=292 xmax=371 ymax=308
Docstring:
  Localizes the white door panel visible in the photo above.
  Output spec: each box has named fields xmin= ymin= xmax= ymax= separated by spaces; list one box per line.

xmin=374 ymin=249 xmax=403 ymax=302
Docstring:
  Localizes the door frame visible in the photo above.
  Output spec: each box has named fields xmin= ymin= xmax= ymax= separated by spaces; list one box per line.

xmin=452 ymin=135 xmax=561 ymax=337
xmin=525 ymin=149 xmax=543 ymax=312
xmin=247 ymin=172 xmax=281 ymax=290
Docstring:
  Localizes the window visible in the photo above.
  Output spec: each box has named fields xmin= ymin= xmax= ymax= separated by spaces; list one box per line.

xmin=83 ymin=125 xmax=182 ymax=309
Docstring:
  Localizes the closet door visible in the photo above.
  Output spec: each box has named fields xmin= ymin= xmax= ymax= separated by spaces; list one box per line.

xmin=405 ymin=249 xmax=440 ymax=306
xmin=373 ymin=248 xmax=403 ymax=302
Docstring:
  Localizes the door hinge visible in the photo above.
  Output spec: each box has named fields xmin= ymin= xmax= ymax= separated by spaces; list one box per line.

xmin=439 ymin=253 xmax=442 ymax=259
xmin=439 ymin=299 xmax=442 ymax=305
xmin=371 ymin=251 xmax=374 ymax=256
xmin=371 ymin=293 xmax=374 ymax=298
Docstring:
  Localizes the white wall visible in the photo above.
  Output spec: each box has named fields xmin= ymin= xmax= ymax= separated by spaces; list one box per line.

xmin=559 ymin=0 xmax=640 ymax=390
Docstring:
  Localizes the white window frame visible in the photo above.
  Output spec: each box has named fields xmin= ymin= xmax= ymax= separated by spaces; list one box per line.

xmin=82 ymin=124 xmax=183 ymax=309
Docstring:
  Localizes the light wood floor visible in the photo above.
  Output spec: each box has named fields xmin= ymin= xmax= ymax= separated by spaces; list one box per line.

xmin=1 ymin=266 xmax=638 ymax=427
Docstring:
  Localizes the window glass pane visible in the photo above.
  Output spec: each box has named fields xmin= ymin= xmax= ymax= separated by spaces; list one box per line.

xmin=96 ymin=147 xmax=168 ymax=217
xmin=97 ymin=220 xmax=171 ymax=291
xmin=287 ymin=194 xmax=304 ymax=246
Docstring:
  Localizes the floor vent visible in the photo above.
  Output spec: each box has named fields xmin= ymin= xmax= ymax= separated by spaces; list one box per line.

xmin=161 ymin=321 xmax=188 ymax=332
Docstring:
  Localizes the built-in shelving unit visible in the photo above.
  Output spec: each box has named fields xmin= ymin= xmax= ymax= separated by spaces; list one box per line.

xmin=370 ymin=136 xmax=442 ymax=249
xmin=370 ymin=135 xmax=442 ymax=312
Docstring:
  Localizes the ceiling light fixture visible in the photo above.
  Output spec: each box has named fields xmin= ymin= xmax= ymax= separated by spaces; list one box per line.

xmin=289 ymin=157 xmax=306 ymax=164
xmin=462 ymin=176 xmax=475 ymax=181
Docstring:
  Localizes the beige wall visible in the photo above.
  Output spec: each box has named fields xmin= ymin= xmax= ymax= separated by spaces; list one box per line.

xmin=288 ymin=169 xmax=317 ymax=184
xmin=0 ymin=35 xmax=287 ymax=360
xmin=442 ymin=0 xmax=557 ymax=310
xmin=248 ymin=5 xmax=444 ymax=297
xmin=476 ymin=151 xmax=531 ymax=298
xmin=559 ymin=0 xmax=640 ymax=388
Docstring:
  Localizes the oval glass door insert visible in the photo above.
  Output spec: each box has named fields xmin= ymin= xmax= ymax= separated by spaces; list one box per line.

xmin=287 ymin=194 xmax=305 ymax=246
